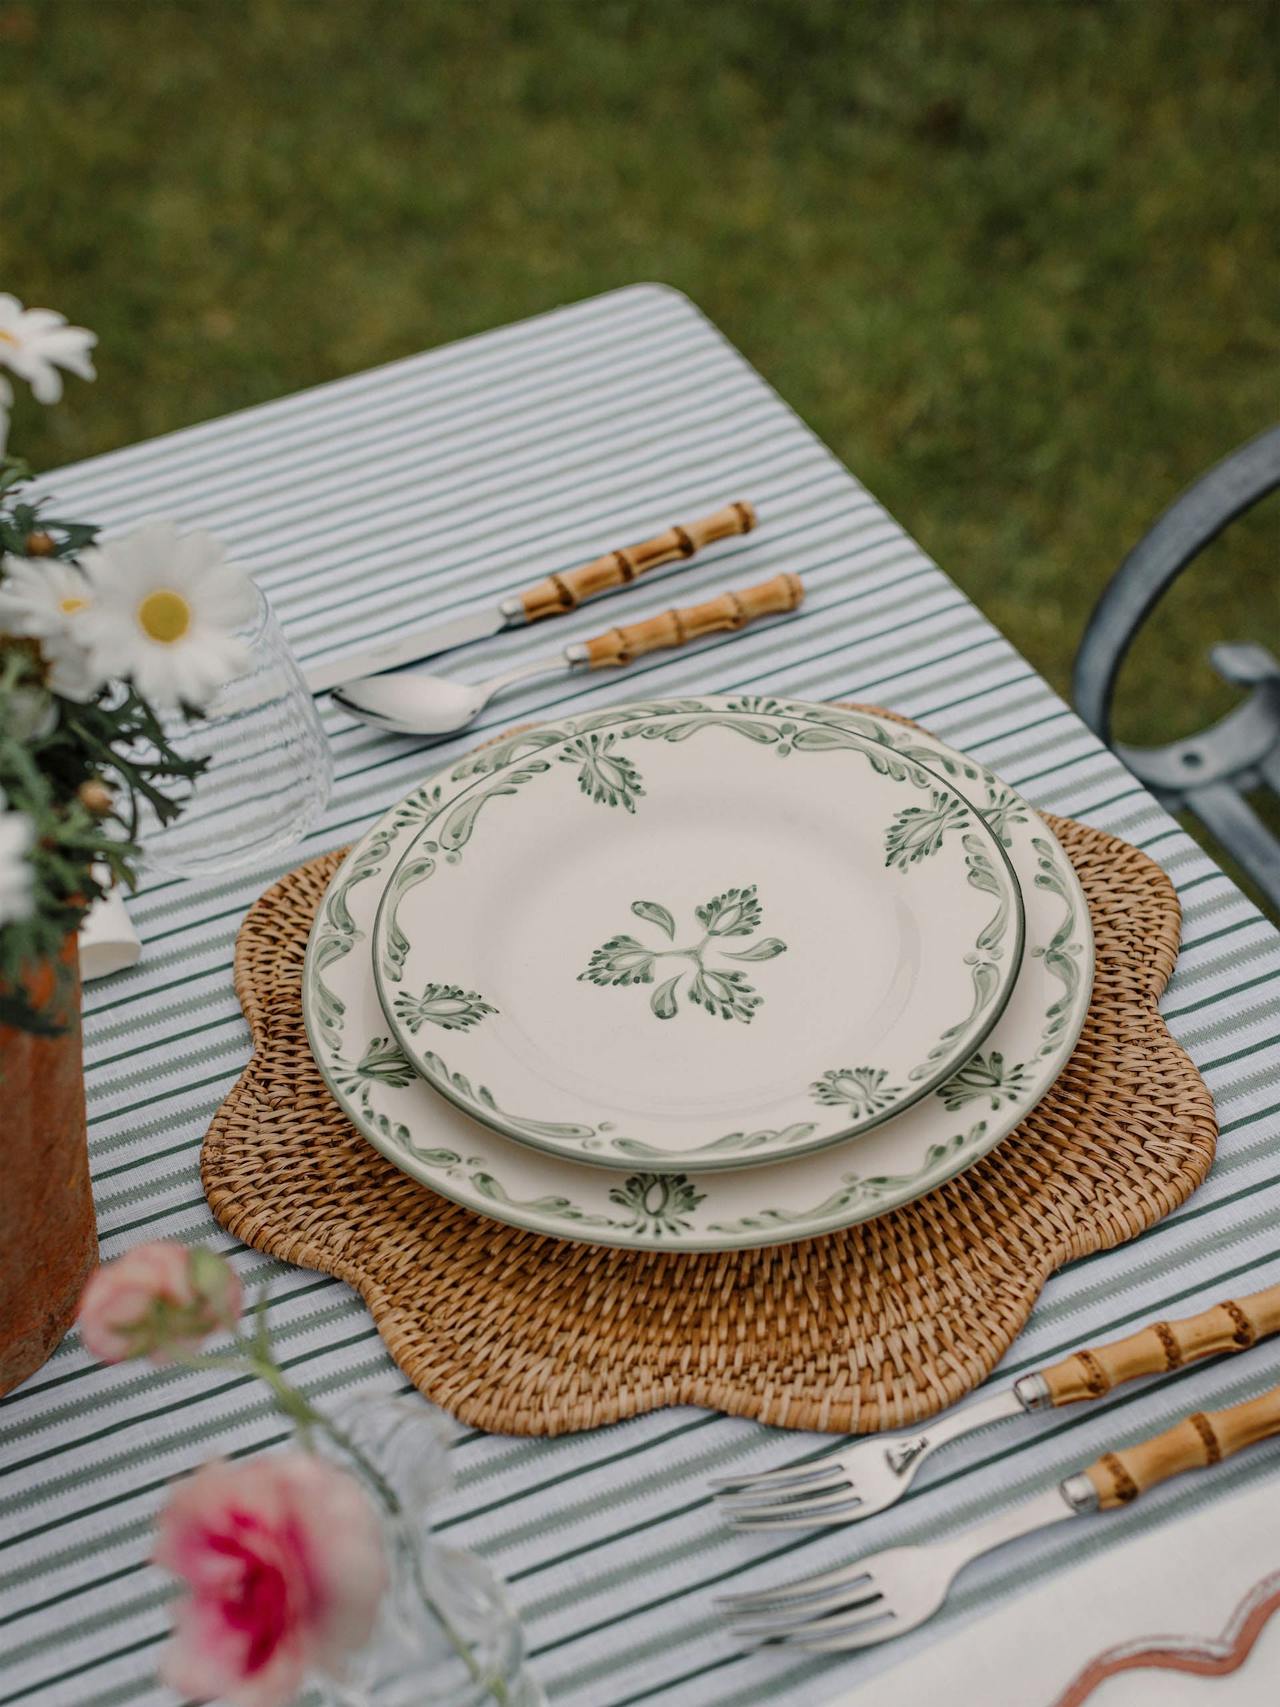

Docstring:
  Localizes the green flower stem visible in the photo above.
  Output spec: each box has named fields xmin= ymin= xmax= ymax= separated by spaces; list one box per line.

xmin=173 ymin=1336 xmax=508 ymax=1705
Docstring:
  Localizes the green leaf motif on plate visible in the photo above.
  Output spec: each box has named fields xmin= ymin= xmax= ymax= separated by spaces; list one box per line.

xmin=936 ymin=1049 xmax=1031 ymax=1111
xmin=1030 ymin=835 xmax=1087 ymax=1058
xmin=469 ymin=1174 xmax=618 ymax=1229
xmin=811 ymin=1065 xmax=903 ymax=1117
xmin=449 ymin=727 xmax=568 ymax=781
xmin=906 ymin=831 xmax=1017 ymax=1084
xmin=393 ymin=983 xmax=498 ymax=1034
xmin=332 ymin=1033 xmax=416 ymax=1109
xmin=706 ymin=1125 xmax=987 ymax=1234
xmin=883 ymin=789 xmax=970 ymax=871
xmin=419 ymin=1049 xmax=596 ymax=1142
xmin=391 ymin=781 xmax=445 ymax=831
xmin=695 ymin=885 xmax=763 ymax=938
xmin=580 ymin=884 xmax=785 ymax=1023
xmin=607 ymin=1173 xmax=706 ymax=1236
xmin=631 ymin=899 xmax=676 ymax=938
xmin=579 ymin=934 xmax=658 ymax=987
xmin=980 ymin=781 xmax=1030 ymax=848
xmin=687 ymin=965 xmax=762 ymax=1023
xmin=558 ymin=731 xmax=646 ymax=812
xmin=611 ymin=1122 xmax=818 ymax=1158
xmin=309 ymin=825 xmax=398 ymax=1040
xmin=380 ymin=853 xmax=437 ymax=982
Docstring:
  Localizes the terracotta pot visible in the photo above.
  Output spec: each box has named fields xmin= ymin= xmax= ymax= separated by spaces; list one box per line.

xmin=0 ymin=937 xmax=98 ymax=1395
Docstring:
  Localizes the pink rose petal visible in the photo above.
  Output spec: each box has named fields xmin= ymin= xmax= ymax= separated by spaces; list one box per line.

xmin=155 ymin=1454 xmax=387 ymax=1707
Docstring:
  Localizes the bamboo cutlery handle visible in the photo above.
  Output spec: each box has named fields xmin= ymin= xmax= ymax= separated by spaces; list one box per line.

xmin=1040 ymin=1281 xmax=1280 ymax=1406
xmin=581 ymin=572 xmax=803 ymax=669
xmin=520 ymin=501 xmax=757 ymax=623
xmin=1084 ymin=1383 xmax=1280 ymax=1509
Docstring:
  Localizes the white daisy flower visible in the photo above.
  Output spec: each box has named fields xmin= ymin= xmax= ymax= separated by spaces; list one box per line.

xmin=78 ymin=521 xmax=258 ymax=709
xmin=0 ymin=294 xmax=96 ymax=406
xmin=0 ymin=554 xmax=102 ymax=701
xmin=0 ymin=808 xmax=35 ymax=927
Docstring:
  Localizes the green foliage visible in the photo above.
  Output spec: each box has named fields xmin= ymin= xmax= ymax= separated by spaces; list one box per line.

xmin=0 ymin=465 xmax=204 ymax=1029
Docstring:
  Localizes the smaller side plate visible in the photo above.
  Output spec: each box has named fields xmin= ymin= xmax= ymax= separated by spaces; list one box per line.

xmin=371 ymin=699 xmax=1024 ymax=1171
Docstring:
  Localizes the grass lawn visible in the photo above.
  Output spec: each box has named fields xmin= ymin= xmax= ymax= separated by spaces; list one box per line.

xmin=1 ymin=1 xmax=1275 ymax=776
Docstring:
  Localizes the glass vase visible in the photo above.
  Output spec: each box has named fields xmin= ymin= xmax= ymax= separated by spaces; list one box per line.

xmin=314 ymin=1395 xmax=544 ymax=1707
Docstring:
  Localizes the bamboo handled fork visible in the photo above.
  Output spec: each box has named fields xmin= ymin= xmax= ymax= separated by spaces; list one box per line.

xmin=719 ymin=1382 xmax=1280 ymax=1653
xmin=713 ymin=1280 xmax=1280 ymax=1529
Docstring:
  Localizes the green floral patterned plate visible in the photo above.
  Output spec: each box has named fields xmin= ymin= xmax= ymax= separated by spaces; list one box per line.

xmin=369 ymin=699 xmax=1024 ymax=1172
xmin=302 ymin=699 xmax=1091 ymax=1250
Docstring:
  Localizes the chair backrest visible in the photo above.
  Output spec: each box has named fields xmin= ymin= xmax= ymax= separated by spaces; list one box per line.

xmin=1072 ymin=426 xmax=1280 ymax=913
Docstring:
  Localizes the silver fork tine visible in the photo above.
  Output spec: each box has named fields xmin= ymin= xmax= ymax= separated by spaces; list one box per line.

xmin=718 ymin=1560 xmax=876 ymax=1610
xmin=719 ymin=1485 xmax=865 ymax=1527
xmin=721 ymin=1579 xmax=878 ymax=1621
xmin=716 ymin=1481 xmax=856 ymax=1522
xmin=726 ymin=1580 xmax=881 ymax=1631
xmin=713 ymin=1439 xmax=911 ymax=1531
xmin=774 ymin=1614 xmax=909 ymax=1653
xmin=714 ymin=1466 xmax=851 ymax=1504
xmin=731 ymin=1594 xmax=891 ymax=1644
xmin=708 ymin=1458 xmax=846 ymax=1494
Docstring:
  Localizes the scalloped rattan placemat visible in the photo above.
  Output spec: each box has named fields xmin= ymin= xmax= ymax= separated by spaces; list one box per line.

xmin=202 ymin=707 xmax=1217 ymax=1436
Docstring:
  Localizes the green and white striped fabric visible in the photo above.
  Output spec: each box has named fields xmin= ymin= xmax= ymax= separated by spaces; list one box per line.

xmin=3 ymin=285 xmax=1278 ymax=1707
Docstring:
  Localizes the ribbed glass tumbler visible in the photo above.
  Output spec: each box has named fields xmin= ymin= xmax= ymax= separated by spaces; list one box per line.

xmin=139 ymin=581 xmax=332 ymax=879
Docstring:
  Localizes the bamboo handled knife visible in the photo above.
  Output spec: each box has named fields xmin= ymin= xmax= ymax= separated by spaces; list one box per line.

xmin=304 ymin=500 xmax=757 ymax=694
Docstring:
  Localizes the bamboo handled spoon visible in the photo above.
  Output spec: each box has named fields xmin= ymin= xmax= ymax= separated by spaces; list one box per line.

xmin=331 ymin=572 xmax=803 ymax=739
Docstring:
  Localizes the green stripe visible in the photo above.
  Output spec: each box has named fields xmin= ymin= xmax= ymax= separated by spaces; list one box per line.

xmin=436 ymin=1416 xmax=719 ymax=1533
xmin=966 ymin=708 xmax=1073 ymax=751
xmin=1166 ymin=970 xmax=1280 ymax=1020
xmin=83 ymin=959 xmax=234 ymax=1018
xmin=1182 ymin=915 xmax=1268 ymax=953
xmin=915 ymin=668 xmax=1038 ymax=720
xmin=0 ymin=1628 xmax=167 ymax=1707
xmin=1200 ymin=1035 xmax=1280 ymax=1073
xmin=85 ymin=1012 xmax=245 ymax=1076
xmin=88 ymin=1077 xmax=234 ymax=1132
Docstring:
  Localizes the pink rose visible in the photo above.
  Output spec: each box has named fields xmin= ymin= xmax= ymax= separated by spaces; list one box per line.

xmin=155 ymin=1453 xmax=388 ymax=1707
xmin=78 ymin=1240 xmax=242 ymax=1363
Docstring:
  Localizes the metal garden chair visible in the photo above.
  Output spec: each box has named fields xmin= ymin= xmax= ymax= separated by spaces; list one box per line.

xmin=1073 ymin=425 xmax=1280 ymax=913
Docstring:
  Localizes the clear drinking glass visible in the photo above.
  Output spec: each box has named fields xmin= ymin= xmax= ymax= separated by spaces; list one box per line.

xmin=138 ymin=581 xmax=332 ymax=879
xmin=315 ymin=1396 xmax=546 ymax=1707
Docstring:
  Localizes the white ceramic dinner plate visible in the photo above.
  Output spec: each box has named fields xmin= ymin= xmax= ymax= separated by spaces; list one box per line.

xmin=370 ymin=702 xmax=1023 ymax=1172
xmin=302 ymin=698 xmax=1094 ymax=1252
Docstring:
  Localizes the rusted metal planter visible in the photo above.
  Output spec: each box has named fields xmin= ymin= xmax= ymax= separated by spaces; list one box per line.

xmin=0 ymin=940 xmax=97 ymax=1395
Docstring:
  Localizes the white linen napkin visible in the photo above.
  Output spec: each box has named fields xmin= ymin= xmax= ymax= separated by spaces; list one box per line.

xmin=78 ymin=877 xmax=140 ymax=981
xmin=822 ymin=1478 xmax=1280 ymax=1707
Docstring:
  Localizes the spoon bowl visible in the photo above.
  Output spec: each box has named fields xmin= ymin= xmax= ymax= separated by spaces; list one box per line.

xmin=331 ymin=672 xmax=494 ymax=738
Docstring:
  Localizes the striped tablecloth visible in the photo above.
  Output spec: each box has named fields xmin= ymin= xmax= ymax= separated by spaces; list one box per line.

xmin=4 ymin=284 xmax=1278 ymax=1707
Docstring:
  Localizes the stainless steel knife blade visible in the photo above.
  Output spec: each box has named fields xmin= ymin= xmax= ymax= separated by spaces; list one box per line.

xmin=303 ymin=603 xmax=515 ymax=695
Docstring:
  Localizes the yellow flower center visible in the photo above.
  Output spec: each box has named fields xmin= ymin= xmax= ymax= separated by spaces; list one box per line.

xmin=0 ymin=329 xmax=17 ymax=348
xmin=137 ymin=588 xmax=192 ymax=644
xmin=59 ymin=595 xmax=88 ymax=615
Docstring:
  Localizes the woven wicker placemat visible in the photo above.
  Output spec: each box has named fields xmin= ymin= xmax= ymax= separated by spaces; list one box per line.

xmin=202 ymin=708 xmax=1218 ymax=1437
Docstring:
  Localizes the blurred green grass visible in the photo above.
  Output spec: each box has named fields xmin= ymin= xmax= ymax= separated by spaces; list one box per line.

xmin=1 ymin=0 xmax=1276 ymax=768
